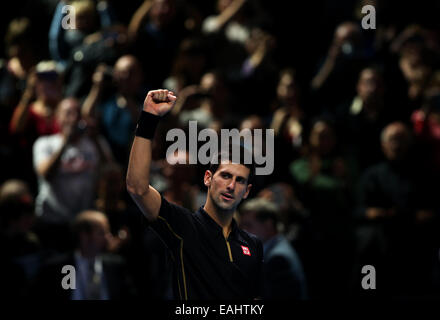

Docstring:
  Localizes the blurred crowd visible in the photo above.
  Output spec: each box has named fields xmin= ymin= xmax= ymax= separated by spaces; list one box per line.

xmin=1 ymin=0 xmax=440 ymax=300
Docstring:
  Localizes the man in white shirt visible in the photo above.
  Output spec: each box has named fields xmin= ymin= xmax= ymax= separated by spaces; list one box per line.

xmin=33 ymin=98 xmax=109 ymax=224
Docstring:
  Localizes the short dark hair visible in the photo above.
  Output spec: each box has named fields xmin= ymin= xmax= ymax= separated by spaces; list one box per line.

xmin=208 ymin=144 xmax=255 ymax=183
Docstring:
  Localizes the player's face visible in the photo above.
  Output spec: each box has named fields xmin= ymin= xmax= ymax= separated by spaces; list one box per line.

xmin=205 ymin=163 xmax=252 ymax=211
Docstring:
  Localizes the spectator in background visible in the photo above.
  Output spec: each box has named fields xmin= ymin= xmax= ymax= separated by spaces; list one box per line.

xmin=228 ymin=26 xmax=278 ymax=116
xmin=1 ymin=17 xmax=40 ymax=115
xmin=336 ymin=67 xmax=393 ymax=170
xmin=311 ymin=21 xmax=369 ymax=111
xmin=63 ymin=23 xmax=130 ymax=99
xmin=82 ymin=55 xmax=144 ymax=164
xmin=10 ymin=61 xmax=63 ymax=141
xmin=239 ymin=198 xmax=307 ymax=300
xmin=33 ymin=210 xmax=134 ymax=300
xmin=202 ymin=0 xmax=265 ymax=69
xmin=395 ymin=29 xmax=436 ymax=108
xmin=163 ymin=37 xmax=208 ymax=93
xmin=270 ymin=69 xmax=307 ymax=182
xmin=257 ymin=183 xmax=309 ymax=259
xmin=289 ymin=118 xmax=356 ymax=298
xmin=354 ymin=122 xmax=437 ymax=297
xmin=172 ymin=71 xmax=235 ymax=128
xmin=32 ymin=98 xmax=111 ymax=251
xmin=128 ymin=0 xmax=185 ymax=88
xmin=94 ymin=163 xmax=131 ymax=253
xmin=0 ymin=17 xmax=41 ymax=188
xmin=0 ymin=179 xmax=41 ymax=298
xmin=49 ymin=0 xmax=110 ymax=66
xmin=8 ymin=61 xmax=63 ymax=191
xmin=412 ymin=87 xmax=440 ymax=177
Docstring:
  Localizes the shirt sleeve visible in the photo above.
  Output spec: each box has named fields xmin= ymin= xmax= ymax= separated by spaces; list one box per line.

xmin=149 ymin=196 xmax=196 ymax=250
xmin=32 ymin=137 xmax=53 ymax=173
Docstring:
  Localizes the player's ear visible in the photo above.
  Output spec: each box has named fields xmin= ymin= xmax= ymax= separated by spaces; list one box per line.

xmin=204 ymin=170 xmax=213 ymax=187
xmin=242 ymin=184 xmax=252 ymax=199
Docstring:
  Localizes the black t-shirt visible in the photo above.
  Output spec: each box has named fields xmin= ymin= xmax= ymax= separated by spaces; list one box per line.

xmin=149 ymin=196 xmax=263 ymax=300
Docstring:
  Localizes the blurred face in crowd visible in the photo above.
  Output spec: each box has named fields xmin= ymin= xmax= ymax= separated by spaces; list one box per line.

xmin=309 ymin=121 xmax=336 ymax=155
xmin=334 ymin=22 xmax=362 ymax=49
xmin=73 ymin=0 xmax=97 ymax=33
xmin=240 ymin=115 xmax=263 ymax=131
xmin=8 ymin=42 xmax=35 ymax=72
xmin=277 ymin=71 xmax=298 ymax=106
xmin=113 ymin=55 xmax=143 ymax=96
xmin=78 ymin=212 xmax=111 ymax=256
xmin=399 ymin=48 xmax=431 ymax=84
xmin=381 ymin=123 xmax=411 ymax=161
xmin=205 ymin=162 xmax=252 ymax=212
xmin=239 ymin=210 xmax=270 ymax=242
xmin=163 ymin=151 xmax=196 ymax=186
xmin=35 ymin=73 xmax=62 ymax=106
xmin=150 ymin=0 xmax=176 ymax=29
xmin=200 ymin=72 xmax=228 ymax=105
xmin=357 ymin=68 xmax=384 ymax=104
xmin=0 ymin=180 xmax=35 ymax=234
xmin=56 ymin=98 xmax=80 ymax=132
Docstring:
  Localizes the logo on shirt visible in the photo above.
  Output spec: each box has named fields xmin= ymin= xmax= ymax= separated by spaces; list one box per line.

xmin=241 ymin=246 xmax=251 ymax=256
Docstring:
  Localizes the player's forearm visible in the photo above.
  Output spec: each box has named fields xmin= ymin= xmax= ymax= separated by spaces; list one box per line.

xmin=126 ymin=136 xmax=153 ymax=197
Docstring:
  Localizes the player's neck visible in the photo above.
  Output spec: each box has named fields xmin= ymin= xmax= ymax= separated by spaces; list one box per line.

xmin=203 ymin=200 xmax=233 ymax=238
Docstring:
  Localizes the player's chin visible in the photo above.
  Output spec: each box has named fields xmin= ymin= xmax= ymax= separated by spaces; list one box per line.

xmin=217 ymin=197 xmax=238 ymax=210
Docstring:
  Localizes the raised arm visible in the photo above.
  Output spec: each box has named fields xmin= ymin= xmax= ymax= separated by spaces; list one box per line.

xmin=10 ymin=71 xmax=36 ymax=134
xmin=126 ymin=89 xmax=176 ymax=221
xmin=127 ymin=0 xmax=153 ymax=42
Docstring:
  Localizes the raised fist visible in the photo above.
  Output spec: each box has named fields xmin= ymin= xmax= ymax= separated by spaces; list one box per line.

xmin=143 ymin=89 xmax=177 ymax=116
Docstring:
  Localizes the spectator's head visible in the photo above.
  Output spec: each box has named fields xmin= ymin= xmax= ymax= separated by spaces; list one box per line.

xmin=113 ymin=55 xmax=143 ymax=96
xmin=71 ymin=0 xmax=98 ymax=33
xmin=73 ymin=210 xmax=111 ymax=258
xmin=64 ymin=0 xmax=98 ymax=48
xmin=200 ymin=71 xmax=228 ymax=105
xmin=163 ymin=150 xmax=197 ymax=187
xmin=56 ymin=98 xmax=81 ymax=134
xmin=5 ymin=17 xmax=38 ymax=71
xmin=0 ymin=180 xmax=34 ymax=234
xmin=149 ymin=0 xmax=177 ymax=29
xmin=245 ymin=27 xmax=275 ymax=55
xmin=333 ymin=21 xmax=363 ymax=56
xmin=239 ymin=198 xmax=280 ymax=242
xmin=399 ymin=45 xmax=432 ymax=85
xmin=172 ymin=37 xmax=207 ymax=84
xmin=240 ymin=115 xmax=264 ymax=131
xmin=381 ymin=122 xmax=412 ymax=161
xmin=35 ymin=61 xmax=63 ymax=106
xmin=204 ymin=146 xmax=254 ymax=213
xmin=357 ymin=67 xmax=384 ymax=105
xmin=277 ymin=68 xmax=300 ymax=107
xmin=334 ymin=21 xmax=362 ymax=45
xmin=309 ymin=119 xmax=337 ymax=156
